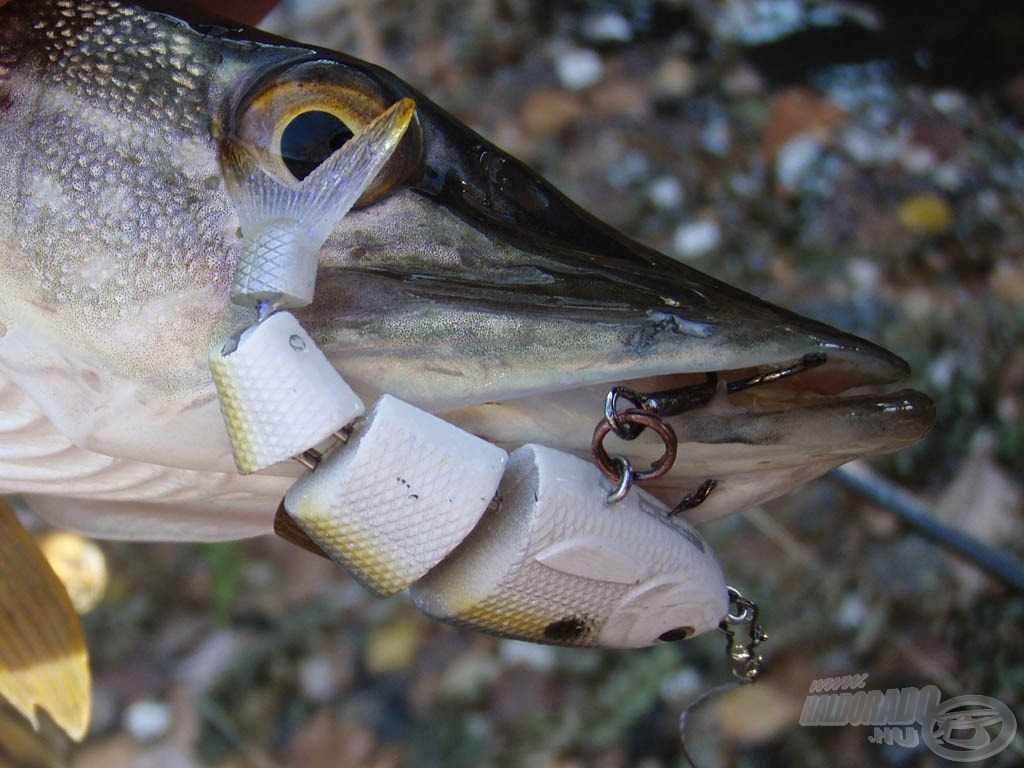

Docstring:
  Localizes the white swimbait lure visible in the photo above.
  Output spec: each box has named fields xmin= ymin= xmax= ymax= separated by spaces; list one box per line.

xmin=208 ymin=96 xmax=729 ymax=649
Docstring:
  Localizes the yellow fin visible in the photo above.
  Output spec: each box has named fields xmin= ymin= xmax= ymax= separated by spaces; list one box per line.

xmin=0 ymin=501 xmax=90 ymax=742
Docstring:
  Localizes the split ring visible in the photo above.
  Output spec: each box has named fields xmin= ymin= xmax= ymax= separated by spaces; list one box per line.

xmin=592 ymin=409 xmax=678 ymax=483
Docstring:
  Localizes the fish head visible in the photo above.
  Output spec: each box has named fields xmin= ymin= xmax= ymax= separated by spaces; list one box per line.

xmin=0 ymin=0 xmax=934 ymax=530
xmin=225 ymin=27 xmax=935 ymax=521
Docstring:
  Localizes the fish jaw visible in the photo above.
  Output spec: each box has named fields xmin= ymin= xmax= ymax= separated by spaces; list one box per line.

xmin=0 ymin=0 xmax=934 ymax=534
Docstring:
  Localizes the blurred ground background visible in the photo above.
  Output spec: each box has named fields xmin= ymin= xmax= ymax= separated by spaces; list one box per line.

xmin=9 ymin=0 xmax=1024 ymax=766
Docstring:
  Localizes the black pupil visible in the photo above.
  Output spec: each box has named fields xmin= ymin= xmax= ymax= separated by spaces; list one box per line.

xmin=280 ymin=110 xmax=354 ymax=181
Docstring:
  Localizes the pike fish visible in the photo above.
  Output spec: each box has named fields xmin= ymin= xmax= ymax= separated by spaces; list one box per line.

xmin=0 ymin=0 xmax=934 ymax=544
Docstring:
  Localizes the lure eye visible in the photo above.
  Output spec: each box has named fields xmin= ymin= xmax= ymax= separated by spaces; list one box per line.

xmin=658 ymin=626 xmax=694 ymax=642
xmin=226 ymin=60 xmax=422 ymax=205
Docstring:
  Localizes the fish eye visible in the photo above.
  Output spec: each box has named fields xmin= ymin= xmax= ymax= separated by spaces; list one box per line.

xmin=279 ymin=110 xmax=354 ymax=181
xmin=226 ymin=60 xmax=422 ymax=205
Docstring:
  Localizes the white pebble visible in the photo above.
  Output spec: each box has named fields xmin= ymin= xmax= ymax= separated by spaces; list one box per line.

xmin=841 ymin=126 xmax=900 ymax=166
xmin=499 ymin=638 xmax=557 ymax=672
xmin=605 ymin=150 xmax=648 ymax=189
xmin=465 ymin=714 xmax=495 ymax=741
xmin=845 ymin=258 xmax=880 ymax=293
xmin=835 ymin=593 xmax=868 ymax=630
xmin=977 ymin=188 xmax=1002 ymax=219
xmin=775 ymin=134 xmax=822 ymax=190
xmin=123 ymin=699 xmax=171 ymax=743
xmin=730 ymin=168 xmax=764 ymax=198
xmin=647 ymin=176 xmax=683 ymax=210
xmin=716 ymin=0 xmax=804 ymax=44
xmin=672 ymin=219 xmax=722 ymax=259
xmin=899 ymin=145 xmax=937 ymax=174
xmin=555 ymin=48 xmax=604 ymax=91
xmin=700 ymin=117 xmax=731 ymax=156
xmin=299 ymin=654 xmax=338 ymax=702
xmin=927 ymin=354 xmax=957 ymax=389
xmin=931 ymin=90 xmax=967 ymax=114
xmin=581 ymin=12 xmax=633 ymax=44
xmin=933 ymin=162 xmax=963 ymax=190
xmin=660 ymin=667 xmax=702 ymax=702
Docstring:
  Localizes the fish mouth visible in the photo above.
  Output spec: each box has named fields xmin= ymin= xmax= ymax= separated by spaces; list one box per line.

xmin=441 ymin=345 xmax=935 ymax=524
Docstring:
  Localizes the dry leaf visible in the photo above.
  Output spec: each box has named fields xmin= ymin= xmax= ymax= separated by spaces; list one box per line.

xmin=0 ymin=502 xmax=90 ymax=741
xmin=716 ymin=681 xmax=802 ymax=745
xmin=934 ymin=431 xmax=1023 ymax=599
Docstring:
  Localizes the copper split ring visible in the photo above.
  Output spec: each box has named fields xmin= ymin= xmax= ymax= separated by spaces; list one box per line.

xmin=591 ymin=409 xmax=678 ymax=484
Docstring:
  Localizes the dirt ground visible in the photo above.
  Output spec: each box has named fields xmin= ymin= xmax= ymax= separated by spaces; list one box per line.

xmin=13 ymin=1 xmax=1024 ymax=766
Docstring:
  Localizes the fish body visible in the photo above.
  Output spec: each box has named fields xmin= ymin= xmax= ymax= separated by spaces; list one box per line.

xmin=0 ymin=0 xmax=934 ymax=541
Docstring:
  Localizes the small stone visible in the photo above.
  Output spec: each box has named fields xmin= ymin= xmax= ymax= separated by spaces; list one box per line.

xmin=298 ymin=654 xmax=340 ymax=702
xmin=840 ymin=126 xmax=900 ymax=166
xmin=123 ymin=698 xmax=171 ymax=743
xmin=659 ymin=667 xmax=702 ymax=702
xmin=672 ymin=218 xmax=722 ymax=258
xmin=902 ymin=286 xmax=937 ymax=322
xmin=652 ymin=57 xmax=697 ymax=100
xmin=555 ymin=48 xmax=603 ymax=91
xmin=521 ymin=88 xmax=583 ymax=138
xmin=931 ymin=89 xmax=967 ymax=114
xmin=990 ymin=260 xmax=1024 ymax=304
xmin=440 ymin=651 xmax=500 ymax=700
xmin=592 ymin=78 xmax=650 ymax=118
xmin=934 ymin=162 xmax=963 ymax=191
xmin=729 ymin=168 xmax=764 ymax=198
xmin=700 ymin=116 xmax=731 ymax=156
xmin=927 ymin=353 xmax=958 ymax=389
xmin=763 ymin=88 xmax=846 ymax=162
xmin=604 ymin=150 xmax=648 ymax=188
xmin=897 ymin=193 xmax=954 ymax=234
xmin=463 ymin=713 xmax=495 ymax=742
xmin=899 ymin=145 xmax=938 ymax=174
xmin=364 ymin=617 xmax=422 ymax=675
xmin=845 ymin=258 xmax=880 ymax=294
xmin=775 ymin=134 xmax=823 ymax=190
xmin=834 ymin=593 xmax=868 ymax=630
xmin=977 ymin=188 xmax=1003 ymax=220
xmin=581 ymin=11 xmax=633 ymax=44
xmin=647 ymin=176 xmax=683 ymax=210
xmin=722 ymin=65 xmax=763 ymax=96
xmin=499 ymin=638 xmax=557 ymax=672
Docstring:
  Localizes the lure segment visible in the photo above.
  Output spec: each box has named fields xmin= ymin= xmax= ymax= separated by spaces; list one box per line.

xmin=411 ymin=444 xmax=728 ymax=648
